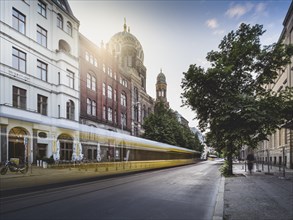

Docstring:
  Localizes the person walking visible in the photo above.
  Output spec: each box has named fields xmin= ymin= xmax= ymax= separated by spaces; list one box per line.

xmin=246 ymin=152 xmax=255 ymax=174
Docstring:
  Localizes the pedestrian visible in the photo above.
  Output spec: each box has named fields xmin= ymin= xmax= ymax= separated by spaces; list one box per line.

xmin=246 ymin=152 xmax=255 ymax=174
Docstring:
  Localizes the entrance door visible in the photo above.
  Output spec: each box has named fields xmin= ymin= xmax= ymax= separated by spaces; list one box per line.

xmin=8 ymin=127 xmax=28 ymax=163
xmin=8 ymin=142 xmax=25 ymax=162
xmin=60 ymin=142 xmax=73 ymax=161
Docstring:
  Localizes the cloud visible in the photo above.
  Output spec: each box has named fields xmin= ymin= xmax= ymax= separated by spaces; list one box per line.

xmin=225 ymin=3 xmax=254 ymax=18
xmin=206 ymin=18 xmax=218 ymax=29
xmin=255 ymin=2 xmax=266 ymax=13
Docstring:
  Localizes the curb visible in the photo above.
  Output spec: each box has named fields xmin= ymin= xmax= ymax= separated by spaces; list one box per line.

xmin=213 ymin=176 xmax=225 ymax=220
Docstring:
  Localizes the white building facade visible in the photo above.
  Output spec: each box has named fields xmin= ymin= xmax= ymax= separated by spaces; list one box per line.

xmin=0 ymin=0 xmax=81 ymax=164
xmin=256 ymin=2 xmax=293 ymax=168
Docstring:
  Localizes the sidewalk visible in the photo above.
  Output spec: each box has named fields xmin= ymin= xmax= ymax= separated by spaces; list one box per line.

xmin=224 ymin=162 xmax=293 ymax=220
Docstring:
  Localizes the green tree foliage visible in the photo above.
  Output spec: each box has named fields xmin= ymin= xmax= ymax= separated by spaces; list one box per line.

xmin=181 ymin=23 xmax=293 ymax=175
xmin=142 ymin=101 xmax=203 ymax=152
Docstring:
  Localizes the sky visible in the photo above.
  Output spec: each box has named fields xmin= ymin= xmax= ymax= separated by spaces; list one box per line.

xmin=68 ymin=0 xmax=291 ymax=129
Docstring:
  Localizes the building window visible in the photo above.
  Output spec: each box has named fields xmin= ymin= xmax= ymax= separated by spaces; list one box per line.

xmin=103 ymin=64 xmax=106 ymax=73
xmin=121 ymin=113 xmax=127 ymax=127
xmin=66 ymin=100 xmax=75 ymax=120
xmin=87 ymin=98 xmax=96 ymax=116
xmin=127 ymin=56 xmax=132 ymax=67
xmin=12 ymin=47 xmax=26 ymax=72
xmin=37 ymin=25 xmax=47 ymax=47
xmin=87 ymin=98 xmax=91 ymax=115
xmin=142 ymin=105 xmax=146 ymax=122
xmin=87 ymin=73 xmax=91 ymax=89
xmin=134 ymin=87 xmax=138 ymax=102
xmin=57 ymin=14 xmax=63 ymax=29
xmin=37 ymin=1 xmax=46 ymax=17
xmin=108 ymin=67 xmax=113 ymax=77
xmin=94 ymin=58 xmax=98 ymax=67
xmin=121 ymin=92 xmax=127 ymax=107
xmin=66 ymin=21 xmax=72 ymax=36
xmin=92 ymin=101 xmax=96 ymax=116
xmin=37 ymin=60 xmax=47 ymax=81
xmin=12 ymin=8 xmax=25 ymax=34
xmin=86 ymin=73 xmax=96 ymax=91
xmin=114 ymin=110 xmax=117 ymax=124
xmin=108 ymin=86 xmax=112 ymax=99
xmin=85 ymin=52 xmax=89 ymax=61
xmin=37 ymin=94 xmax=47 ymax=115
xmin=285 ymin=129 xmax=288 ymax=145
xmin=67 ymin=70 xmax=74 ymax=89
xmin=108 ymin=107 xmax=113 ymax=122
xmin=13 ymin=86 xmax=26 ymax=109
xmin=92 ymin=76 xmax=96 ymax=91
xmin=103 ymin=83 xmax=106 ymax=96
xmin=103 ymin=106 xmax=106 ymax=120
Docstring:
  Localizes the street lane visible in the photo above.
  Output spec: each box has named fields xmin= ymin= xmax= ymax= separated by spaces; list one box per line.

xmin=0 ymin=160 xmax=222 ymax=220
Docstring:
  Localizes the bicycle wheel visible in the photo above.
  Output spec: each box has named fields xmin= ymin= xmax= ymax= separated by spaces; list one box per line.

xmin=0 ymin=167 xmax=8 ymax=175
xmin=20 ymin=165 xmax=28 ymax=174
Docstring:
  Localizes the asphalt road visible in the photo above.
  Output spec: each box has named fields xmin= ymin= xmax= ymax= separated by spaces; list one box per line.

xmin=0 ymin=160 xmax=222 ymax=220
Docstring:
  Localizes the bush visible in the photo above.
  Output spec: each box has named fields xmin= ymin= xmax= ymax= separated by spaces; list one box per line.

xmin=219 ymin=160 xmax=230 ymax=177
xmin=42 ymin=155 xmax=55 ymax=164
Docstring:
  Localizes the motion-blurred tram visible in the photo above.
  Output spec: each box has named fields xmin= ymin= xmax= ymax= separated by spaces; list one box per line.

xmin=78 ymin=124 xmax=200 ymax=163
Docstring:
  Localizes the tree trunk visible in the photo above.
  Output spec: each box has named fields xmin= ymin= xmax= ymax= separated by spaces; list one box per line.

xmin=227 ymin=143 xmax=233 ymax=175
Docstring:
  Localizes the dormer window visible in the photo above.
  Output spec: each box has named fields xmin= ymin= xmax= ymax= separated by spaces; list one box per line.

xmin=57 ymin=0 xmax=67 ymax=10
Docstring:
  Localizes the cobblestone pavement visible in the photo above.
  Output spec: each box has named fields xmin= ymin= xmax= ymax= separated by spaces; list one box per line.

xmin=224 ymin=162 xmax=293 ymax=220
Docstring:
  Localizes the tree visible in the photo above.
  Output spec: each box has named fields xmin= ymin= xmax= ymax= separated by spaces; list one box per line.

xmin=181 ymin=23 xmax=293 ymax=175
xmin=142 ymin=101 xmax=203 ymax=151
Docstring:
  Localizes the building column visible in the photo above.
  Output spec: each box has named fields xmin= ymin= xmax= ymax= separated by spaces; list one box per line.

xmin=0 ymin=124 xmax=8 ymax=162
xmin=33 ymin=129 xmax=38 ymax=164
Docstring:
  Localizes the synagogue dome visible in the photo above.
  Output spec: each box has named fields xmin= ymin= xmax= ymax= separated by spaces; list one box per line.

xmin=108 ymin=19 xmax=144 ymax=63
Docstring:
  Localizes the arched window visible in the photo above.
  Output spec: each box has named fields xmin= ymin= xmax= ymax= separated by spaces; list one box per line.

xmin=66 ymin=100 xmax=74 ymax=120
xmin=8 ymin=127 xmax=28 ymax=162
xmin=66 ymin=21 xmax=72 ymax=36
xmin=57 ymin=14 xmax=63 ymax=29
xmin=58 ymin=134 xmax=73 ymax=161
